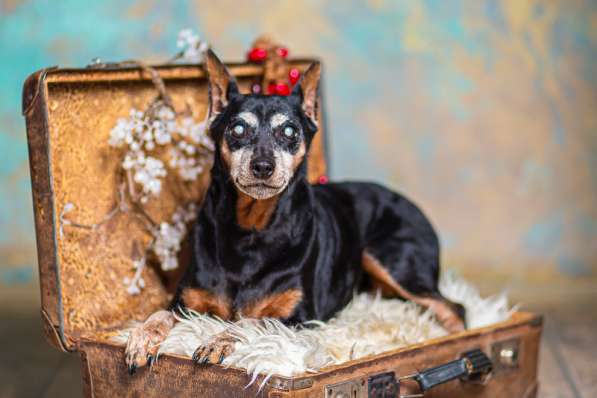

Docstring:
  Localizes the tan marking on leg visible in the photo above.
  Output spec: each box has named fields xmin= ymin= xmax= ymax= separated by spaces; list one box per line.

xmin=362 ymin=251 xmax=419 ymax=300
xmin=362 ymin=251 xmax=465 ymax=333
xmin=125 ymin=310 xmax=175 ymax=373
xmin=181 ymin=288 xmax=232 ymax=320
xmin=236 ymin=190 xmax=279 ymax=230
xmin=241 ymin=289 xmax=303 ymax=319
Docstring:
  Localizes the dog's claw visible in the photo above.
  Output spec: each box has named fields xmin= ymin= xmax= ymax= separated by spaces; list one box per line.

xmin=193 ymin=346 xmax=205 ymax=364
xmin=128 ymin=364 xmax=137 ymax=375
xmin=147 ymin=354 xmax=154 ymax=367
xmin=192 ymin=333 xmax=236 ymax=366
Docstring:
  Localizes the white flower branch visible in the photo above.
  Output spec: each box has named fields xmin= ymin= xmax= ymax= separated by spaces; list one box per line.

xmin=61 ymin=30 xmax=213 ymax=295
xmin=123 ymin=203 xmax=197 ymax=295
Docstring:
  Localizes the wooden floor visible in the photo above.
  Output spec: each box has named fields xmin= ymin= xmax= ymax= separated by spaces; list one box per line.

xmin=1 ymin=278 xmax=596 ymax=398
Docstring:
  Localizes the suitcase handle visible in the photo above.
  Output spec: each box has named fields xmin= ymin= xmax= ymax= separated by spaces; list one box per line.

xmin=330 ymin=349 xmax=493 ymax=397
xmin=394 ymin=349 xmax=493 ymax=396
xmin=413 ymin=349 xmax=492 ymax=391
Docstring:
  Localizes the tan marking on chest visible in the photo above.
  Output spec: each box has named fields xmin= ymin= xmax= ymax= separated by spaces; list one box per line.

xmin=236 ymin=190 xmax=279 ymax=230
xmin=241 ymin=289 xmax=303 ymax=319
xmin=181 ymin=288 xmax=232 ymax=320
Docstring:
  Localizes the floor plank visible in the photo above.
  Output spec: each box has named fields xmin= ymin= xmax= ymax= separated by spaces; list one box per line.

xmin=547 ymin=306 xmax=597 ymax=397
xmin=538 ymin=326 xmax=576 ymax=397
xmin=42 ymin=356 xmax=83 ymax=398
xmin=0 ymin=310 xmax=65 ymax=398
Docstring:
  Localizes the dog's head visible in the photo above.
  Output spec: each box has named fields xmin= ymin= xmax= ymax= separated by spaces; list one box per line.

xmin=205 ymin=50 xmax=320 ymax=200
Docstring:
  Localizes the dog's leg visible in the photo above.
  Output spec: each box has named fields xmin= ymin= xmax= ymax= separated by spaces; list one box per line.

xmin=176 ymin=287 xmax=239 ymax=365
xmin=190 ymin=289 xmax=304 ymax=365
xmin=125 ymin=310 xmax=175 ymax=374
xmin=362 ymin=251 xmax=465 ymax=333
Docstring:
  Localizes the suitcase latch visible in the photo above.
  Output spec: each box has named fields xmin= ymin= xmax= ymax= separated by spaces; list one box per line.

xmin=368 ymin=372 xmax=399 ymax=398
xmin=324 ymin=372 xmax=412 ymax=398
xmin=324 ymin=376 xmax=366 ymax=398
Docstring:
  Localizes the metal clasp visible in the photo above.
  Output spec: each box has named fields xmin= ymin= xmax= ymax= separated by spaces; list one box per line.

xmin=492 ymin=338 xmax=520 ymax=372
xmin=325 ymin=373 xmax=424 ymax=398
xmin=324 ymin=377 xmax=366 ymax=398
xmin=86 ymin=58 xmax=140 ymax=69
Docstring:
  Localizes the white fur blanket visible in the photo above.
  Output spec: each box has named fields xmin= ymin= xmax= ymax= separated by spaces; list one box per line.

xmin=115 ymin=272 xmax=512 ymax=384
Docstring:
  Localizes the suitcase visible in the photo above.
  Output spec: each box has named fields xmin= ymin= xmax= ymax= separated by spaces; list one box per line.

xmin=23 ymin=54 xmax=542 ymax=397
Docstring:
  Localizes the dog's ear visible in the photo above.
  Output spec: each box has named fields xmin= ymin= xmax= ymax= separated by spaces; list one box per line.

xmin=205 ymin=49 xmax=239 ymax=121
xmin=292 ymin=62 xmax=321 ymax=125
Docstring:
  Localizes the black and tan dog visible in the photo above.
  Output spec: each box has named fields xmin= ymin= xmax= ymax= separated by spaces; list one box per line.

xmin=125 ymin=50 xmax=465 ymax=373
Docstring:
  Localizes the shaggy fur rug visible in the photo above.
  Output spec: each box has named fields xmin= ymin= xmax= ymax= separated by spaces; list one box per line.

xmin=115 ymin=272 xmax=512 ymax=384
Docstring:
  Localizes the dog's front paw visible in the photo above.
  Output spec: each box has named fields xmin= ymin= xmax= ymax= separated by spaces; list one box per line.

xmin=192 ymin=332 xmax=236 ymax=365
xmin=125 ymin=326 xmax=154 ymax=375
xmin=124 ymin=310 xmax=174 ymax=375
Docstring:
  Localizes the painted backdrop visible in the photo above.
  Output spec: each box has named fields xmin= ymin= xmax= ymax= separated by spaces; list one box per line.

xmin=1 ymin=0 xmax=595 ymax=287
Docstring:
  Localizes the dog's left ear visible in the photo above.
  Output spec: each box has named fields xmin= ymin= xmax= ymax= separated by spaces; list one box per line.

xmin=205 ymin=49 xmax=239 ymax=122
xmin=292 ymin=62 xmax=321 ymax=125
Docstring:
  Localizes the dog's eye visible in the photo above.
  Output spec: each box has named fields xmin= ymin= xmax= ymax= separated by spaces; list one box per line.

xmin=282 ymin=126 xmax=296 ymax=139
xmin=231 ymin=123 xmax=246 ymax=138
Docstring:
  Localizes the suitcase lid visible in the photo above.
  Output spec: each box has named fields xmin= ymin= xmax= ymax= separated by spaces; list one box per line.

xmin=23 ymin=59 xmax=328 ymax=351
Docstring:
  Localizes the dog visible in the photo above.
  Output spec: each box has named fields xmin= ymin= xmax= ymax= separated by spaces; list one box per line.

xmin=125 ymin=50 xmax=465 ymax=373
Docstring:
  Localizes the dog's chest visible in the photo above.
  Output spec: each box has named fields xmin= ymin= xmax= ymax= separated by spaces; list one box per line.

xmin=187 ymin=223 xmax=311 ymax=320
xmin=181 ymin=283 xmax=304 ymax=321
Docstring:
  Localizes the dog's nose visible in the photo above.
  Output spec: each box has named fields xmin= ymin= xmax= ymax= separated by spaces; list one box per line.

xmin=250 ymin=157 xmax=275 ymax=179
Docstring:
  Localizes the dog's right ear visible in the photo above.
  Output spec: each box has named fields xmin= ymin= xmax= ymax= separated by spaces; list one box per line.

xmin=205 ymin=49 xmax=239 ymax=122
xmin=291 ymin=62 xmax=321 ymax=126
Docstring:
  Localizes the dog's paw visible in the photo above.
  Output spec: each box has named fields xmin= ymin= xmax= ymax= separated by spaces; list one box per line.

xmin=192 ymin=332 xmax=236 ymax=365
xmin=124 ymin=311 xmax=174 ymax=375
xmin=125 ymin=326 xmax=154 ymax=374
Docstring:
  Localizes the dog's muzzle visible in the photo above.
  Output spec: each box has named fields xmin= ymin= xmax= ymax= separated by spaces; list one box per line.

xmin=250 ymin=156 xmax=275 ymax=179
xmin=229 ymin=147 xmax=292 ymax=200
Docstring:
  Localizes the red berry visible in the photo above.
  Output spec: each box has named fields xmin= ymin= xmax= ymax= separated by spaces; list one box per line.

xmin=318 ymin=175 xmax=329 ymax=184
xmin=289 ymin=68 xmax=301 ymax=85
xmin=247 ymin=47 xmax=267 ymax=62
xmin=276 ymin=47 xmax=289 ymax=58
xmin=275 ymin=83 xmax=290 ymax=96
xmin=267 ymin=83 xmax=277 ymax=95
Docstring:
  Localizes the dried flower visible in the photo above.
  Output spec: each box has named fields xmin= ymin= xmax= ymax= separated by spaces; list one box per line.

xmin=176 ymin=28 xmax=209 ymax=63
xmin=150 ymin=203 xmax=197 ymax=271
xmin=124 ymin=257 xmax=146 ymax=296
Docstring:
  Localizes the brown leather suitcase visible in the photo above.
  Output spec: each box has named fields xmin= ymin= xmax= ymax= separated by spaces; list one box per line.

xmin=23 ymin=58 xmax=542 ymax=398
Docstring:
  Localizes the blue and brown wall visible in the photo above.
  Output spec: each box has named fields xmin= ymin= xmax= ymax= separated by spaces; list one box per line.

xmin=1 ymin=0 xmax=595 ymax=290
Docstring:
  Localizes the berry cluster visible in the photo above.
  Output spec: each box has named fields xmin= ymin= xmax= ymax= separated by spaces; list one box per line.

xmin=247 ymin=45 xmax=301 ymax=96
